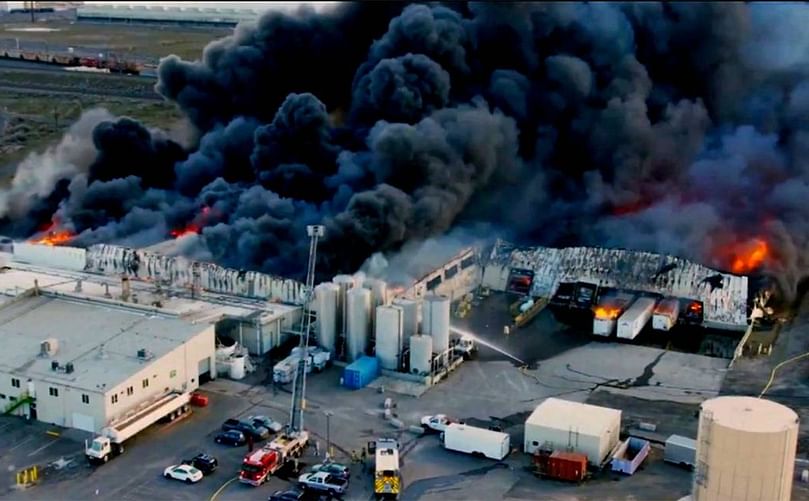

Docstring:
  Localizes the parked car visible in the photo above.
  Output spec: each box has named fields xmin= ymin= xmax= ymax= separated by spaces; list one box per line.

xmin=298 ymin=471 xmax=349 ymax=496
xmin=310 ymin=462 xmax=350 ymax=480
xmin=248 ymin=415 xmax=284 ymax=434
xmin=215 ymin=430 xmax=246 ymax=446
xmin=163 ymin=464 xmax=203 ymax=484
xmin=421 ymin=414 xmax=462 ymax=433
xmin=268 ymin=487 xmax=306 ymax=501
xmin=181 ymin=453 xmax=218 ymax=475
xmin=221 ymin=418 xmax=270 ymax=440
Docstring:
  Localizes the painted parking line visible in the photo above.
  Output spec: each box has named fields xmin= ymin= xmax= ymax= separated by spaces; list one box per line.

xmin=27 ymin=437 xmax=59 ymax=457
xmin=6 ymin=436 xmax=35 ymax=453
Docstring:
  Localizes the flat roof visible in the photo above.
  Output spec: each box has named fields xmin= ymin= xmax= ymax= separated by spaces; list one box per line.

xmin=0 ymin=262 xmax=298 ymax=326
xmin=0 ymin=294 xmax=206 ymax=393
xmin=527 ymin=398 xmax=621 ymax=438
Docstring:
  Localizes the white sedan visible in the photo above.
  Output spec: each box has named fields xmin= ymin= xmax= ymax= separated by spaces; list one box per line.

xmin=163 ymin=464 xmax=203 ymax=484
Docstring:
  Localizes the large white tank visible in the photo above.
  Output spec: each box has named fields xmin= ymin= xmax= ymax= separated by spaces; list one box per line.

xmin=410 ymin=334 xmax=432 ymax=375
xmin=364 ymin=278 xmax=388 ymax=307
xmin=423 ymin=294 xmax=450 ymax=354
xmin=315 ymin=282 xmax=339 ymax=352
xmin=693 ymin=396 xmax=799 ymax=501
xmin=333 ymin=274 xmax=356 ymax=338
xmin=393 ymin=298 xmax=420 ymax=340
xmin=375 ymin=305 xmax=404 ymax=370
xmin=229 ymin=354 xmax=246 ymax=380
xmin=346 ymin=287 xmax=371 ymax=362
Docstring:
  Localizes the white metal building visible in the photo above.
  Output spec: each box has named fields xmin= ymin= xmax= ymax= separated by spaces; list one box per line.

xmin=0 ymin=292 xmax=214 ymax=433
xmin=524 ymin=397 xmax=622 ymax=466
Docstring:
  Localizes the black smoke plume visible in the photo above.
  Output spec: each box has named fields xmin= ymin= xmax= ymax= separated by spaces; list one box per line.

xmin=4 ymin=2 xmax=809 ymax=296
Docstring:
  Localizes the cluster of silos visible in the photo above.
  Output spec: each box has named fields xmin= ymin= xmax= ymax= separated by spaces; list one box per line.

xmin=693 ymin=396 xmax=799 ymax=501
xmin=315 ymin=277 xmax=452 ymax=375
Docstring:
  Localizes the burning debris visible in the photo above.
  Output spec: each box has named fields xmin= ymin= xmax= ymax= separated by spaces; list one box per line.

xmin=0 ymin=3 xmax=808 ymax=293
xmin=29 ymin=220 xmax=74 ymax=247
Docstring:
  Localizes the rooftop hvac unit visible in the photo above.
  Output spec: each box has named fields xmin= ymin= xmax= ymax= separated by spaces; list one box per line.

xmin=51 ymin=360 xmax=59 ymax=371
xmin=65 ymin=362 xmax=74 ymax=374
xmin=40 ymin=338 xmax=59 ymax=357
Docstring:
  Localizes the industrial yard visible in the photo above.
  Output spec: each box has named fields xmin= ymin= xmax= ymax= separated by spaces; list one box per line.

xmin=2 ymin=2 xmax=809 ymax=501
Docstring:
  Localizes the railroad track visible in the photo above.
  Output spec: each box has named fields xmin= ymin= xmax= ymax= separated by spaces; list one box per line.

xmin=0 ymin=84 xmax=164 ymax=101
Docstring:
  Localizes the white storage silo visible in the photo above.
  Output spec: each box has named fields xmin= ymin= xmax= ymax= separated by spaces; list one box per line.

xmin=333 ymin=274 xmax=355 ymax=338
xmin=423 ymin=294 xmax=450 ymax=354
xmin=315 ymin=282 xmax=339 ymax=353
xmin=693 ymin=396 xmax=799 ymax=501
xmin=393 ymin=298 xmax=420 ymax=340
xmin=375 ymin=305 xmax=403 ymax=370
xmin=410 ymin=334 xmax=432 ymax=375
xmin=364 ymin=278 xmax=388 ymax=307
xmin=346 ymin=286 xmax=371 ymax=362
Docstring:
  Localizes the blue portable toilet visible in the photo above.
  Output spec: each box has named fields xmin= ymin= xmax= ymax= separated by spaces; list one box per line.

xmin=343 ymin=356 xmax=379 ymax=390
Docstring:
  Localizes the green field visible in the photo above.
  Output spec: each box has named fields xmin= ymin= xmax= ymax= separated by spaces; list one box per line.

xmin=1 ymin=20 xmax=230 ymax=61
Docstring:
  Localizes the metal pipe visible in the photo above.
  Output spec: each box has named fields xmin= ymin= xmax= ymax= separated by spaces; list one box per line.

xmin=324 ymin=410 xmax=333 ymax=460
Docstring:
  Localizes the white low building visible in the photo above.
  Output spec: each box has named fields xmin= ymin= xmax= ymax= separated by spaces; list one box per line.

xmin=524 ymin=397 xmax=622 ymax=466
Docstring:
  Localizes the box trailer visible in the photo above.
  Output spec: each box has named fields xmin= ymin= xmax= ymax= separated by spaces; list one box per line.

xmin=592 ymin=293 xmax=635 ymax=336
xmin=442 ymin=423 xmax=510 ymax=460
xmin=652 ymin=298 xmax=680 ymax=331
xmin=617 ymin=298 xmax=656 ymax=340
xmin=611 ymin=437 xmax=651 ymax=475
xmin=664 ymin=434 xmax=697 ymax=470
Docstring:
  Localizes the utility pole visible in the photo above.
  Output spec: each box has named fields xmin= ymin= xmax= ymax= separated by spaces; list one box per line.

xmin=288 ymin=224 xmax=324 ymax=434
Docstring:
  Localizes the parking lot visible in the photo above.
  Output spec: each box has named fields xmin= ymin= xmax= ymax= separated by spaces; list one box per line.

xmin=2 ymin=292 xmax=805 ymax=500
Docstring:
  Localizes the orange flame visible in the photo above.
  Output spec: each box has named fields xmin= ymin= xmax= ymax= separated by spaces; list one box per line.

xmin=594 ymin=306 xmax=622 ymax=320
xmin=169 ymin=206 xmax=212 ymax=239
xmin=30 ymin=220 xmax=74 ymax=246
xmin=729 ymin=238 xmax=769 ymax=274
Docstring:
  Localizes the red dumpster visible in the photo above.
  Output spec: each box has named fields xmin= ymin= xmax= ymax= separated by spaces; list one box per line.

xmin=533 ymin=450 xmax=587 ymax=482
xmin=190 ymin=392 xmax=209 ymax=407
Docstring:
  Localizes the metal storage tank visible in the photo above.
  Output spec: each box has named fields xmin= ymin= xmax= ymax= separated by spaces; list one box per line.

xmin=393 ymin=298 xmax=420 ymax=340
xmin=364 ymin=278 xmax=388 ymax=307
xmin=409 ymin=334 xmax=432 ymax=375
xmin=693 ymin=396 xmax=799 ymax=501
xmin=524 ymin=397 xmax=622 ymax=466
xmin=375 ymin=305 xmax=403 ymax=370
xmin=333 ymin=274 xmax=356 ymax=339
xmin=423 ymin=294 xmax=450 ymax=354
xmin=346 ymin=286 xmax=371 ymax=362
xmin=314 ymin=282 xmax=339 ymax=352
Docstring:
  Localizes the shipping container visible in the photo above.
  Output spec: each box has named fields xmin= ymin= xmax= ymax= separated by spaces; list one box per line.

xmin=342 ymin=356 xmax=379 ymax=390
xmin=664 ymin=434 xmax=696 ymax=470
xmin=610 ymin=437 xmax=650 ymax=475
xmin=533 ymin=450 xmax=588 ymax=482
xmin=442 ymin=423 xmax=510 ymax=460
xmin=652 ymin=298 xmax=680 ymax=331
xmin=617 ymin=297 xmax=656 ymax=340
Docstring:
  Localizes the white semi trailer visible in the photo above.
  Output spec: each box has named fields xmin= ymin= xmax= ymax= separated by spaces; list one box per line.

xmin=85 ymin=391 xmax=191 ymax=464
xmin=617 ymin=297 xmax=657 ymax=340
xmin=441 ymin=423 xmax=510 ymax=460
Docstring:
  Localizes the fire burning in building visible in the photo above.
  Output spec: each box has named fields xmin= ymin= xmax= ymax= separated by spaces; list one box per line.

xmin=729 ymin=239 xmax=769 ymax=275
xmin=29 ymin=220 xmax=73 ymax=247
xmin=169 ymin=207 xmax=212 ymax=239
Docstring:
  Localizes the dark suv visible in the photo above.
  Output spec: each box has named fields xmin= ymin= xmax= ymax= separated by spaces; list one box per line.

xmin=182 ymin=453 xmax=218 ymax=475
xmin=221 ymin=418 xmax=270 ymax=440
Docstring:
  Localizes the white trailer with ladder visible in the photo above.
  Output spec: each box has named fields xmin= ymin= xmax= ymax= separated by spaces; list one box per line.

xmin=85 ymin=391 xmax=191 ymax=464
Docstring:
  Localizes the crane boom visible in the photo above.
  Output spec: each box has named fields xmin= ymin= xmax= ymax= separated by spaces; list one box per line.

xmin=288 ymin=224 xmax=324 ymax=433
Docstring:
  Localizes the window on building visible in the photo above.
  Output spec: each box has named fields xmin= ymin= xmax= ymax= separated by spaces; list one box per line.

xmin=111 ymin=394 xmax=118 ymax=404
xmin=0 ymin=393 xmax=5 ymax=399
xmin=126 ymin=386 xmax=133 ymax=396
xmin=461 ymin=255 xmax=476 ymax=269
xmin=170 ymin=369 xmax=177 ymax=378
xmin=11 ymin=378 xmax=20 ymax=388
xmin=81 ymin=394 xmax=89 ymax=404
xmin=426 ymin=275 xmax=442 ymax=290
xmin=49 ymin=387 xmax=59 ymax=397
xmin=444 ymin=265 xmax=458 ymax=279
xmin=142 ymin=378 xmax=149 ymax=389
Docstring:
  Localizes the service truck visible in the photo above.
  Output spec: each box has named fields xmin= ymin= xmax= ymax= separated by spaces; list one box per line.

xmin=374 ymin=438 xmax=402 ymax=500
xmin=441 ymin=423 xmax=510 ymax=461
xmin=85 ymin=391 xmax=191 ymax=464
xmin=239 ymin=430 xmax=309 ymax=486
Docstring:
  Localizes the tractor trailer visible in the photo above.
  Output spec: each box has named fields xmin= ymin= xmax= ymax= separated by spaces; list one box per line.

xmin=85 ymin=391 xmax=191 ymax=464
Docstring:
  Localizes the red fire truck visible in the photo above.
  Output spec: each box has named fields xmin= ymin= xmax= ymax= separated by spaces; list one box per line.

xmin=239 ymin=448 xmax=280 ymax=486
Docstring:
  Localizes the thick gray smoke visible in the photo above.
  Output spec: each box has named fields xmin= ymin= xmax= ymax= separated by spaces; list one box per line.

xmin=4 ymin=2 xmax=809 ymax=294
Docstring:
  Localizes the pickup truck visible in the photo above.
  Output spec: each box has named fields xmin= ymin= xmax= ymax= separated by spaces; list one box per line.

xmin=421 ymin=414 xmax=462 ymax=433
xmin=298 ymin=471 xmax=348 ymax=496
